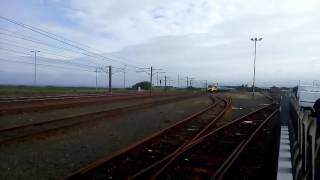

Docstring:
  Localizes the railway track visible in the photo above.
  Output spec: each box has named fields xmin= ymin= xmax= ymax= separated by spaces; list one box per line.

xmin=0 ymin=92 xmax=187 ymax=115
xmin=64 ymin=96 xmax=231 ymax=180
xmin=0 ymin=93 xmax=126 ymax=103
xmin=0 ymin=93 xmax=202 ymax=144
xmin=150 ymin=104 xmax=279 ymax=179
xmin=220 ymin=108 xmax=280 ymax=180
xmin=0 ymin=91 xmax=180 ymax=103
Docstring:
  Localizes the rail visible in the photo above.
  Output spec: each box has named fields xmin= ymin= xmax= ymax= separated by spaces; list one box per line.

xmin=0 ymin=93 xmax=200 ymax=144
xmin=0 ymin=92 xmax=193 ymax=115
xmin=151 ymin=104 xmax=278 ymax=179
xmin=64 ymin=95 xmax=231 ymax=179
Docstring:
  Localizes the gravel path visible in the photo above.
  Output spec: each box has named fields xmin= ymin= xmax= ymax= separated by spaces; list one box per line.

xmin=0 ymin=95 xmax=212 ymax=180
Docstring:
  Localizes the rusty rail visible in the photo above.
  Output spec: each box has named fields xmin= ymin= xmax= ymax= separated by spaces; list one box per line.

xmin=0 ymin=93 xmax=118 ymax=103
xmin=64 ymin=95 xmax=231 ymax=180
xmin=151 ymin=104 xmax=278 ymax=179
xmin=0 ymin=92 xmax=188 ymax=115
xmin=128 ymin=97 xmax=231 ymax=179
xmin=212 ymin=109 xmax=279 ymax=180
xmin=0 ymin=93 xmax=200 ymax=144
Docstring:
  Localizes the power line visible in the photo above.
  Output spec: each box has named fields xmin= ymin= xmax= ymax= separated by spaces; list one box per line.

xmin=0 ymin=47 xmax=31 ymax=56
xmin=0 ymin=47 xmax=99 ymax=70
xmin=0 ymin=57 xmax=94 ymax=72
xmin=0 ymin=29 xmax=141 ymax=69
xmin=0 ymin=21 xmax=146 ymax=69
xmin=0 ymin=33 xmax=112 ymax=66
xmin=0 ymin=38 xmax=74 ymax=59
xmin=0 ymin=40 xmax=102 ymax=67
xmin=0 ymin=32 xmax=109 ymax=62
xmin=0 ymin=16 xmax=213 ymax=87
xmin=0 ymin=16 xmax=144 ymax=69
xmin=0 ymin=29 xmax=123 ymax=67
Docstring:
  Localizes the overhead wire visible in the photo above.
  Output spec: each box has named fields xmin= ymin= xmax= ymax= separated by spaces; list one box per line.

xmin=0 ymin=16 xmax=202 ymax=86
xmin=0 ymin=37 xmax=74 ymax=59
xmin=0 ymin=28 xmax=137 ymax=69
xmin=0 ymin=16 xmax=146 ymax=69
xmin=0 ymin=40 xmax=73 ymax=60
xmin=0 ymin=47 xmax=98 ymax=70
xmin=0 ymin=57 xmax=94 ymax=72
xmin=0 ymin=31 xmax=109 ymax=62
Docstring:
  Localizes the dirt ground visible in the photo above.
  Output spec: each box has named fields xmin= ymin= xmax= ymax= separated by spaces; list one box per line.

xmin=0 ymin=95 xmax=212 ymax=179
xmin=0 ymin=94 xmax=197 ymax=129
xmin=0 ymin=91 xmax=271 ymax=180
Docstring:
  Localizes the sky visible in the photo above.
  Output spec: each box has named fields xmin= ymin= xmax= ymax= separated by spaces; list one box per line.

xmin=0 ymin=0 xmax=320 ymax=88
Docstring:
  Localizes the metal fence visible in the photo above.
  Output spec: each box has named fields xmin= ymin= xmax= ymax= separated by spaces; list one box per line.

xmin=289 ymin=94 xmax=320 ymax=180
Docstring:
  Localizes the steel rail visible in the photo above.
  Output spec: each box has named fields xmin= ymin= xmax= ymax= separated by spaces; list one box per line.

xmin=212 ymin=109 xmax=279 ymax=180
xmin=0 ymin=91 xmax=157 ymax=103
xmin=64 ymin=96 xmax=231 ymax=180
xmin=0 ymin=92 xmax=187 ymax=115
xmin=128 ymin=96 xmax=231 ymax=179
xmin=151 ymin=104 xmax=278 ymax=179
xmin=0 ymin=94 xmax=200 ymax=144
xmin=149 ymin=103 xmax=275 ymax=179
xmin=0 ymin=93 xmax=114 ymax=102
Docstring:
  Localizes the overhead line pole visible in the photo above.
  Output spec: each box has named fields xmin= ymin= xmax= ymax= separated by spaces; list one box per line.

xmin=123 ymin=65 xmax=127 ymax=89
xmin=95 ymin=67 xmax=98 ymax=91
xmin=186 ymin=76 xmax=189 ymax=88
xmin=30 ymin=50 xmax=40 ymax=86
xmin=190 ymin=78 xmax=194 ymax=87
xmin=165 ymin=76 xmax=167 ymax=91
xmin=150 ymin=66 xmax=153 ymax=96
xmin=156 ymin=72 xmax=159 ymax=86
xmin=205 ymin=80 xmax=208 ymax=92
xmin=109 ymin=65 xmax=112 ymax=94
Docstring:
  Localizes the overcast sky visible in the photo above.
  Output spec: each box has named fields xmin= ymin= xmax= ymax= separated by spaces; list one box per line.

xmin=0 ymin=0 xmax=320 ymax=87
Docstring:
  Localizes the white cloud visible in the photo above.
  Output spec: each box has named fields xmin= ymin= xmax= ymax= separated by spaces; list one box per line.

xmin=1 ymin=0 xmax=320 ymax=87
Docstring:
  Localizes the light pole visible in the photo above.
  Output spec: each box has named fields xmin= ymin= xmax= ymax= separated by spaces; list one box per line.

xmin=31 ymin=50 xmax=40 ymax=86
xmin=251 ymin=37 xmax=262 ymax=96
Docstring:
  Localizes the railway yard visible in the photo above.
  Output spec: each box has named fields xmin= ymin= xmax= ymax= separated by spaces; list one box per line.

xmin=0 ymin=90 xmax=281 ymax=180
xmin=4 ymin=1 xmax=320 ymax=179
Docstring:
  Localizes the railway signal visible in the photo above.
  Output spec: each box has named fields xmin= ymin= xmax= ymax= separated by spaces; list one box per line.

xmin=154 ymin=71 xmax=165 ymax=86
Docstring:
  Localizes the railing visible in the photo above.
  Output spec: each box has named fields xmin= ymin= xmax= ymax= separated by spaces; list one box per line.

xmin=289 ymin=93 xmax=320 ymax=180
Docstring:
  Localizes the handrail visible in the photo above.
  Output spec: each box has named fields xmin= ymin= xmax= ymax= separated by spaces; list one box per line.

xmin=289 ymin=92 xmax=319 ymax=180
